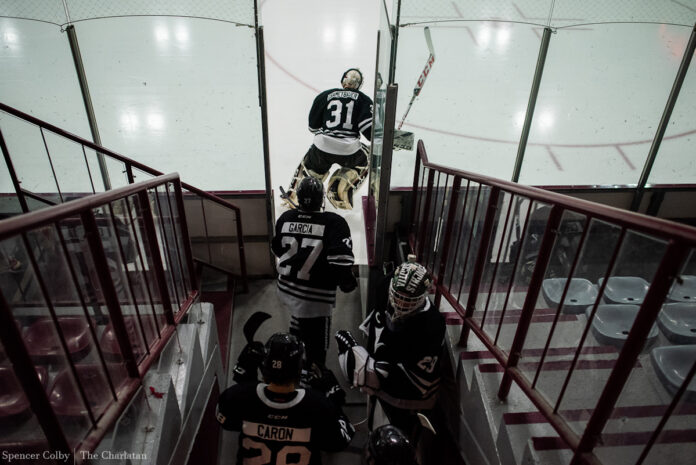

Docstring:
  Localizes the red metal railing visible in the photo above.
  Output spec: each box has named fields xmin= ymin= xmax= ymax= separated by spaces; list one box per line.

xmin=410 ymin=140 xmax=696 ymax=465
xmin=0 ymin=102 xmax=247 ymax=292
xmin=0 ymin=174 xmax=197 ymax=462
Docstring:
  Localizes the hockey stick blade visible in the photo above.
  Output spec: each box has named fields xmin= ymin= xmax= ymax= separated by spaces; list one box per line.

xmin=243 ymin=311 xmax=272 ymax=344
xmin=424 ymin=26 xmax=435 ymax=57
xmin=417 ymin=412 xmax=437 ymax=435
xmin=393 ymin=129 xmax=414 ymax=151
xmin=279 ymin=185 xmax=299 ymax=209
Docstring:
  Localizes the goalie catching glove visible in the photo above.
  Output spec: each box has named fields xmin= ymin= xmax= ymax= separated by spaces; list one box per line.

xmin=335 ymin=330 xmax=381 ymax=391
xmin=232 ymin=341 xmax=266 ymax=384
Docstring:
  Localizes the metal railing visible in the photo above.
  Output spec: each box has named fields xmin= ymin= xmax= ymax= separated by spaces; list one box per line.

xmin=0 ymin=173 xmax=198 ymax=462
xmin=410 ymin=140 xmax=696 ymax=465
xmin=0 ymin=102 xmax=247 ymax=292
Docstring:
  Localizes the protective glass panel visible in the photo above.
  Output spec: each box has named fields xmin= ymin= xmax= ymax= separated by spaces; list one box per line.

xmin=0 ymin=236 xmax=92 ymax=446
xmin=41 ymin=132 xmax=96 ymax=200
xmin=75 ymin=17 xmax=264 ymax=190
xmin=167 ymin=182 xmax=192 ymax=292
xmin=478 ymin=192 xmax=522 ymax=342
xmin=519 ymin=23 xmax=681 ymax=186
xmin=25 ymin=225 xmax=116 ymax=420
xmin=92 ymin=205 xmax=150 ymax=364
xmin=126 ymin=194 xmax=168 ymax=332
xmin=199 ymin=198 xmax=241 ymax=276
xmin=595 ymin=248 xmax=696 ymax=465
xmin=425 ymin=173 xmax=452 ymax=273
xmin=0 ymin=338 xmax=51 ymax=452
xmin=156 ymin=185 xmax=187 ymax=308
xmin=110 ymin=199 xmax=161 ymax=349
xmin=150 ymin=188 xmax=184 ymax=309
xmin=56 ymin=215 xmax=130 ymax=389
xmin=447 ymin=183 xmax=490 ymax=308
xmin=0 ymin=18 xmax=90 ymax=137
xmin=557 ymin=230 xmax=668 ymax=435
xmin=648 ymin=27 xmax=696 ymax=186
xmin=392 ymin=21 xmax=538 ymax=185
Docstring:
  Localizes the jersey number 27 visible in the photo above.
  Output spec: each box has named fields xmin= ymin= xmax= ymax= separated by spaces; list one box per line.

xmin=278 ymin=237 xmax=323 ymax=280
xmin=325 ymin=100 xmax=354 ymax=130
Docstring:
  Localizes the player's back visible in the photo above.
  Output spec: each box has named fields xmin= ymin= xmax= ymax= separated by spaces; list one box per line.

xmin=310 ymin=87 xmax=373 ymax=141
xmin=218 ymin=383 xmax=352 ymax=465
xmin=273 ymin=209 xmax=352 ymax=292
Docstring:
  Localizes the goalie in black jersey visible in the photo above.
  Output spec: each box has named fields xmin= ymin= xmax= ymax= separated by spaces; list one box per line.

xmin=217 ymin=332 xmax=355 ymax=465
xmin=335 ymin=256 xmax=445 ymax=436
xmin=272 ymin=176 xmax=357 ymax=374
xmin=283 ymin=68 xmax=373 ymax=210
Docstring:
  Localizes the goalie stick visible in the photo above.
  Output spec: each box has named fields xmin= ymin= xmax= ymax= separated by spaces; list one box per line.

xmin=397 ymin=26 xmax=435 ymax=131
xmin=393 ymin=27 xmax=435 ymax=151
xmin=279 ymin=185 xmax=299 ymax=209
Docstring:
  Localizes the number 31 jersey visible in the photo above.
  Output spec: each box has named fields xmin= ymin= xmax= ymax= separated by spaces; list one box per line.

xmin=271 ymin=210 xmax=354 ymax=317
xmin=308 ymin=87 xmax=373 ymax=155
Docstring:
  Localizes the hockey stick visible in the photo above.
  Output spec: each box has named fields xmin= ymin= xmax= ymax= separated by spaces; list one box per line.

xmin=394 ymin=27 xmax=436 ymax=153
xmin=243 ymin=311 xmax=272 ymax=344
xmin=279 ymin=185 xmax=299 ymax=209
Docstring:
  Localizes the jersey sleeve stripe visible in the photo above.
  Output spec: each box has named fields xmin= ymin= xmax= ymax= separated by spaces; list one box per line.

xmin=278 ymin=284 xmax=336 ymax=304
xmin=327 ymin=254 xmax=354 ymax=262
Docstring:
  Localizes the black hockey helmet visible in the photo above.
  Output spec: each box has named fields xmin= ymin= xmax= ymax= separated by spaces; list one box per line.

xmin=262 ymin=332 xmax=304 ymax=385
xmin=341 ymin=68 xmax=363 ymax=90
xmin=296 ymin=176 xmax=324 ymax=211
xmin=365 ymin=425 xmax=417 ymax=465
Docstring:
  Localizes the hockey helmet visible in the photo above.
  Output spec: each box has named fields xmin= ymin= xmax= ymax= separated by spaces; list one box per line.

xmin=365 ymin=425 xmax=417 ymax=465
xmin=388 ymin=255 xmax=432 ymax=320
xmin=262 ymin=332 xmax=305 ymax=385
xmin=296 ymin=176 xmax=324 ymax=211
xmin=341 ymin=68 xmax=363 ymax=90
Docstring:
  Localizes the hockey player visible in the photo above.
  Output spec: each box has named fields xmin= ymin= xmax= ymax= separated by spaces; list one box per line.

xmin=284 ymin=68 xmax=373 ymax=209
xmin=272 ymin=176 xmax=357 ymax=371
xmin=217 ymin=332 xmax=355 ymax=465
xmin=365 ymin=425 xmax=418 ymax=465
xmin=335 ymin=256 xmax=445 ymax=436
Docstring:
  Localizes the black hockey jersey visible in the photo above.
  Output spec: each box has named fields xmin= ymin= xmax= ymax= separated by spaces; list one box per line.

xmin=272 ymin=209 xmax=354 ymax=306
xmin=308 ymin=88 xmax=373 ymax=155
xmin=360 ymin=299 xmax=446 ymax=410
xmin=217 ymin=383 xmax=354 ymax=465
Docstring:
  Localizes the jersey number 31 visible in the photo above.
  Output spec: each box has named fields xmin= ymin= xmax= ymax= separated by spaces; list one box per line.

xmin=326 ymin=100 xmax=354 ymax=130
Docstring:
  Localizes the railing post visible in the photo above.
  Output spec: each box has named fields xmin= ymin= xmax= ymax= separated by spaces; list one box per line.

xmin=0 ymin=128 xmax=29 ymax=213
xmin=631 ymin=22 xmax=696 ymax=212
xmin=434 ymin=176 xmax=461 ymax=309
xmin=512 ymin=27 xmax=553 ymax=183
xmin=569 ymin=239 xmax=688 ymax=465
xmin=416 ymin=169 xmax=436 ymax=260
xmin=172 ymin=181 xmax=199 ymax=291
xmin=409 ymin=140 xmax=423 ymax=239
xmin=81 ymin=211 xmax=140 ymax=378
xmin=66 ymin=24 xmax=112 ymax=191
xmin=137 ymin=191 xmax=176 ymax=325
xmin=0 ymin=294 xmax=72 ymax=456
xmin=459 ymin=187 xmax=500 ymax=346
xmin=498 ymin=205 xmax=563 ymax=399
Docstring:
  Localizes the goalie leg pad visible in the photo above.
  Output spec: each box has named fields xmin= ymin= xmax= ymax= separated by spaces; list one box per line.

xmin=326 ymin=165 xmax=368 ymax=210
xmin=284 ymin=159 xmax=329 ymax=208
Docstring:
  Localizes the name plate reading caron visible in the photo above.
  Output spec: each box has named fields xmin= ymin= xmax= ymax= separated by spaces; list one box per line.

xmin=243 ymin=421 xmax=311 ymax=442
xmin=281 ymin=222 xmax=325 ymax=237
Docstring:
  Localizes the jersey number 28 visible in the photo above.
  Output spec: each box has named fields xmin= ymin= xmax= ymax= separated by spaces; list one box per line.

xmin=325 ymin=100 xmax=354 ymax=130
xmin=278 ymin=237 xmax=323 ymax=280
xmin=241 ymin=437 xmax=310 ymax=465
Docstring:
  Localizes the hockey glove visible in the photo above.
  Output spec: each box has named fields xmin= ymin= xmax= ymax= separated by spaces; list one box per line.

xmin=308 ymin=366 xmax=347 ymax=407
xmin=339 ymin=273 xmax=358 ymax=293
xmin=232 ymin=341 xmax=265 ymax=384
xmin=336 ymin=330 xmax=374 ymax=389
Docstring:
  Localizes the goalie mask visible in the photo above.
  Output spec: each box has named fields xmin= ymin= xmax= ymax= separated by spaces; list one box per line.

xmin=262 ymin=333 xmax=305 ymax=385
xmin=296 ymin=176 xmax=324 ymax=211
xmin=388 ymin=256 xmax=432 ymax=320
xmin=341 ymin=68 xmax=363 ymax=90
xmin=365 ymin=425 xmax=417 ymax=465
